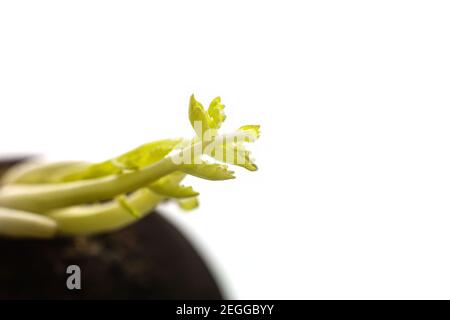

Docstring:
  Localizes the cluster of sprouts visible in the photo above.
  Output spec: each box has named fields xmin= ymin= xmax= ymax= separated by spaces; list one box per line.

xmin=0 ymin=95 xmax=260 ymax=238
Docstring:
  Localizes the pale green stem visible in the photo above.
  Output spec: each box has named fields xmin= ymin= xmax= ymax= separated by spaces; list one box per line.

xmin=0 ymin=207 xmax=57 ymax=238
xmin=45 ymin=173 xmax=186 ymax=236
xmin=0 ymin=156 xmax=177 ymax=213
xmin=1 ymin=161 xmax=88 ymax=185
xmin=47 ymin=188 xmax=163 ymax=236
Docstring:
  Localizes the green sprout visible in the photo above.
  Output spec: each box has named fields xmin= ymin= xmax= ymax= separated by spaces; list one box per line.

xmin=0 ymin=95 xmax=260 ymax=238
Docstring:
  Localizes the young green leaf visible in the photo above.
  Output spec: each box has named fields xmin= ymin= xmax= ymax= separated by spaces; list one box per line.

xmin=115 ymin=139 xmax=182 ymax=170
xmin=177 ymin=197 xmax=199 ymax=211
xmin=211 ymin=144 xmax=258 ymax=171
xmin=238 ymin=125 xmax=261 ymax=142
xmin=207 ymin=96 xmax=226 ymax=129
xmin=62 ymin=160 xmax=122 ymax=182
xmin=61 ymin=139 xmax=181 ymax=182
xmin=189 ymin=95 xmax=212 ymax=139
xmin=189 ymin=95 xmax=226 ymax=140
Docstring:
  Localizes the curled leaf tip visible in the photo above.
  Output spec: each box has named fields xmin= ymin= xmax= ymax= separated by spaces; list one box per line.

xmin=177 ymin=197 xmax=199 ymax=211
xmin=189 ymin=94 xmax=228 ymax=139
xmin=239 ymin=125 xmax=261 ymax=141
xmin=208 ymin=96 xmax=226 ymax=129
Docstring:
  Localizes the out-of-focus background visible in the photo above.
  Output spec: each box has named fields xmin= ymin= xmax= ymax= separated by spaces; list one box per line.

xmin=1 ymin=1 xmax=450 ymax=299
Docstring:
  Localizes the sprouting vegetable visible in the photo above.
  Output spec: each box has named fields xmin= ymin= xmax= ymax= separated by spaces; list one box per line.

xmin=0 ymin=95 xmax=260 ymax=238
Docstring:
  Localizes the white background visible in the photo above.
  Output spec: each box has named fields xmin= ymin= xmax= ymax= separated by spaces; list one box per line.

xmin=1 ymin=1 xmax=450 ymax=299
